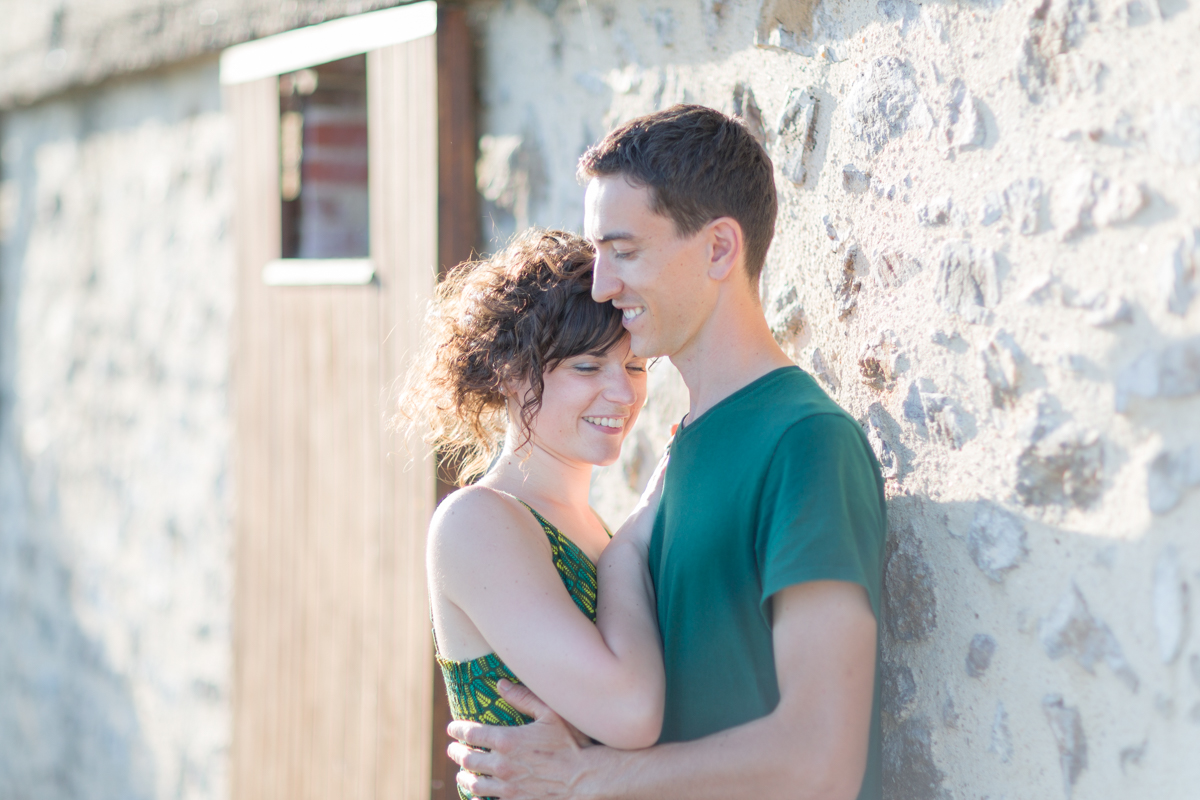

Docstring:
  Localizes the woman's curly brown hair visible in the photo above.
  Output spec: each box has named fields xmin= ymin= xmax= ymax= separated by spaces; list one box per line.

xmin=399 ymin=229 xmax=627 ymax=486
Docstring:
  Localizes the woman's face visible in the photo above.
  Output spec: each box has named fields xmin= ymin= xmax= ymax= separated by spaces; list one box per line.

xmin=519 ymin=335 xmax=649 ymax=468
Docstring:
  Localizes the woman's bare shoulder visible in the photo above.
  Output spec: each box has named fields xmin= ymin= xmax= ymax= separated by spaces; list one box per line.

xmin=428 ymin=485 xmax=541 ymax=562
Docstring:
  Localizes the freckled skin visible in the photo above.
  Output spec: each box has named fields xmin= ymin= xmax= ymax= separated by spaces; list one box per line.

xmin=514 ymin=338 xmax=649 ymax=471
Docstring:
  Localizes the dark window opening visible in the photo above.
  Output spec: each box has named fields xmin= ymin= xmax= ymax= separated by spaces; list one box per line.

xmin=279 ymin=55 xmax=369 ymax=259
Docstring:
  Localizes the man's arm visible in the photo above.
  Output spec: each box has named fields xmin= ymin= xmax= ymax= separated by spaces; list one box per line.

xmin=449 ymin=579 xmax=877 ymax=800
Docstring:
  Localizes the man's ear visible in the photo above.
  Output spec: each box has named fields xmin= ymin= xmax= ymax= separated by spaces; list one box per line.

xmin=705 ymin=217 xmax=743 ymax=282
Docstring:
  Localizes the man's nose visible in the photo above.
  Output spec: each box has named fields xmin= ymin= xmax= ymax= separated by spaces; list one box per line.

xmin=592 ymin=253 xmax=621 ymax=303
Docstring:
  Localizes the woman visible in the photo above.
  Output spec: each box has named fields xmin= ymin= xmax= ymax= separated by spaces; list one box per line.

xmin=402 ymin=229 xmax=666 ymax=797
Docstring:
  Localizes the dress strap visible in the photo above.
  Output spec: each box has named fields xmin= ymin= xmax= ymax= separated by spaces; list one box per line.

xmin=486 ymin=487 xmax=611 ymax=550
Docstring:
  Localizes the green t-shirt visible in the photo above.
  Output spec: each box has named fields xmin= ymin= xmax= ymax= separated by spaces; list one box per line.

xmin=647 ymin=366 xmax=885 ymax=800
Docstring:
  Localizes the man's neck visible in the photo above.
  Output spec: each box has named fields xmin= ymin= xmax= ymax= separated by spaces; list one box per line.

xmin=671 ymin=283 xmax=794 ymax=426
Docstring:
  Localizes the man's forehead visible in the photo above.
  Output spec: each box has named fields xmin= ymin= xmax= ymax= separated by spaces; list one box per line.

xmin=584 ymin=176 xmax=660 ymax=239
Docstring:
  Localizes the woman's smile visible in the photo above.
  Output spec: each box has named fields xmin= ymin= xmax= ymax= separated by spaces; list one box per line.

xmin=583 ymin=415 xmax=626 ymax=434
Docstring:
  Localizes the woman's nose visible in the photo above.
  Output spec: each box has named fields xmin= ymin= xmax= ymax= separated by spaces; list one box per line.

xmin=604 ymin=368 xmax=637 ymax=405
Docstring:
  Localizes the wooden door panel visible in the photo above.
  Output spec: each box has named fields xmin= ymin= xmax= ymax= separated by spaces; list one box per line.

xmin=231 ymin=31 xmax=437 ymax=800
xmin=370 ymin=35 xmax=439 ymax=800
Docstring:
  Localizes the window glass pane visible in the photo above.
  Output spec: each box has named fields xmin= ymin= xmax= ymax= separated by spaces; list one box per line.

xmin=279 ymin=55 xmax=369 ymax=259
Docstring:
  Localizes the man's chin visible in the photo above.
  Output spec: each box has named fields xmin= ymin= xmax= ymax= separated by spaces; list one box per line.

xmin=629 ymin=335 xmax=668 ymax=359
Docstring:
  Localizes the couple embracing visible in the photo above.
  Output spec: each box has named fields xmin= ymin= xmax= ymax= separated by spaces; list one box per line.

xmin=404 ymin=104 xmax=887 ymax=800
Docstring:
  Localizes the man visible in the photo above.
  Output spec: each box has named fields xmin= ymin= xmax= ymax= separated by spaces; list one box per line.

xmin=448 ymin=105 xmax=886 ymax=800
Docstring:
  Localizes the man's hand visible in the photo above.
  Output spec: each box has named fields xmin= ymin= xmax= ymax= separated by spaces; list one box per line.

xmin=447 ymin=680 xmax=595 ymax=799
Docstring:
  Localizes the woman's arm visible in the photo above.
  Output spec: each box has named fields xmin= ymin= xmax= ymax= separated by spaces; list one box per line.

xmin=430 ymin=480 xmax=665 ymax=749
xmin=590 ymin=471 xmax=666 ymax=744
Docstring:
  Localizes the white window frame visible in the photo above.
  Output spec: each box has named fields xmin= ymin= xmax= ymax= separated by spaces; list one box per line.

xmin=220 ymin=1 xmax=436 ymax=286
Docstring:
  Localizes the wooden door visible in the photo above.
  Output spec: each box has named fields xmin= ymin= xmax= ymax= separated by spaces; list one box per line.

xmin=229 ymin=31 xmax=439 ymax=800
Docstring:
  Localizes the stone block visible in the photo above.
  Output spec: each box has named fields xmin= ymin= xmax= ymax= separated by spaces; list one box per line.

xmin=767 ymin=284 xmax=808 ymax=341
xmin=967 ymin=502 xmax=1029 ymax=582
xmin=884 ymin=527 xmax=938 ymax=642
xmin=916 ymin=194 xmax=953 ymax=226
xmin=883 ymin=715 xmax=946 ymax=800
xmin=755 ymin=0 xmax=819 ymax=53
xmin=989 ymin=702 xmax=1013 ymax=762
xmin=782 ymin=150 xmax=808 ymax=185
xmin=1163 ymin=229 xmax=1199 ymax=316
xmin=980 ymin=329 xmax=1030 ymax=408
xmin=874 ymin=250 xmax=922 ymax=288
xmin=1016 ymin=424 xmax=1104 ymax=509
xmin=776 ymin=88 xmax=818 ymax=186
xmin=877 ymin=0 xmax=920 ymax=25
xmin=1043 ymin=694 xmax=1089 ymax=797
xmin=833 ymin=246 xmax=866 ymax=320
xmin=845 ymin=56 xmax=928 ymax=152
xmin=1086 ymin=295 xmax=1134 ymax=327
xmin=934 ymin=241 xmax=1000 ymax=324
xmin=865 ymin=403 xmax=901 ymax=481
xmin=1016 ymin=35 xmax=1050 ymax=104
xmin=1055 ymin=169 xmax=1147 ymax=240
xmin=1114 ymin=336 xmax=1200 ymax=412
xmin=1146 ymin=445 xmax=1200 ymax=514
xmin=941 ymin=695 xmax=960 ymax=729
xmin=881 ymin=661 xmax=917 ymax=719
xmin=810 ymin=347 xmax=838 ymax=389
xmin=1002 ymin=177 xmax=1046 ymax=236
xmin=477 ymin=132 xmax=547 ymax=234
xmin=1119 ymin=740 xmax=1147 ymax=773
xmin=1014 ymin=0 xmax=1098 ymax=103
xmin=966 ymin=633 xmax=997 ymax=677
xmin=980 ymin=192 xmax=1004 ymax=226
xmin=904 ymin=379 xmax=932 ymax=423
xmin=858 ymin=329 xmax=905 ymax=390
xmin=942 ymin=78 xmax=984 ymax=153
xmin=1092 ymin=180 xmax=1148 ymax=228
xmin=909 ymin=384 xmax=975 ymax=450
xmin=822 ymin=214 xmax=847 ymax=251
xmin=731 ymin=83 xmax=766 ymax=147
xmin=1153 ymin=548 xmax=1187 ymax=664
xmin=842 ymin=163 xmax=870 ymax=193
xmin=1039 ymin=583 xmax=1139 ymax=691
xmin=1018 ymin=391 xmax=1070 ymax=445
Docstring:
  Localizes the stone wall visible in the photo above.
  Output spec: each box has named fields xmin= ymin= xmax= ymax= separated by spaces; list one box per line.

xmin=0 ymin=59 xmax=233 ymax=800
xmin=470 ymin=0 xmax=1200 ymax=795
xmin=0 ymin=0 xmax=410 ymax=110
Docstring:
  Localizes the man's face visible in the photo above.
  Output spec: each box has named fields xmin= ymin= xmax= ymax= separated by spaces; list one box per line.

xmin=584 ymin=175 xmax=715 ymax=359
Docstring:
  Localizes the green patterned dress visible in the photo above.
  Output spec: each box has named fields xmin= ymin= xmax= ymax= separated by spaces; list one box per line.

xmin=435 ymin=497 xmax=602 ymax=800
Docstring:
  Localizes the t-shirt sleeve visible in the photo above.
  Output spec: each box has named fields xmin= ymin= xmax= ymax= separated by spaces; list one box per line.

xmin=755 ymin=412 xmax=887 ymax=619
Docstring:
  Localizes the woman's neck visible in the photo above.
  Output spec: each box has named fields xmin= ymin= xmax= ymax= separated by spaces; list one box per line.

xmin=483 ymin=442 xmax=594 ymax=514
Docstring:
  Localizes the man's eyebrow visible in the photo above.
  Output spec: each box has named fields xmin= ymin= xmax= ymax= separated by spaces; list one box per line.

xmin=594 ymin=231 xmax=636 ymax=243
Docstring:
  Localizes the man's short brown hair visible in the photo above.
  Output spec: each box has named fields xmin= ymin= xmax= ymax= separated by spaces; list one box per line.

xmin=577 ymin=104 xmax=778 ymax=281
